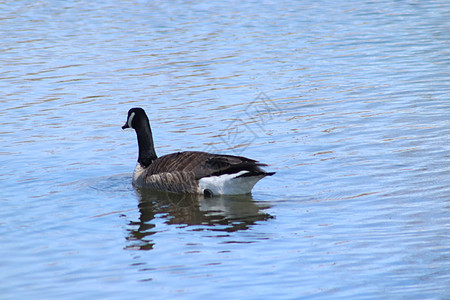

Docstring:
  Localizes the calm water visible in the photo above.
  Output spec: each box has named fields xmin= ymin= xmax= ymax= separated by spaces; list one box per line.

xmin=1 ymin=0 xmax=449 ymax=299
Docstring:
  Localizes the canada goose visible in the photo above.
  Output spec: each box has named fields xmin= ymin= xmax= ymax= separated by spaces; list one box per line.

xmin=122 ymin=107 xmax=275 ymax=196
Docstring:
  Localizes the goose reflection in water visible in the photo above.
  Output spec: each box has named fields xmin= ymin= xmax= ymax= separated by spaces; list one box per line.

xmin=125 ymin=188 xmax=273 ymax=250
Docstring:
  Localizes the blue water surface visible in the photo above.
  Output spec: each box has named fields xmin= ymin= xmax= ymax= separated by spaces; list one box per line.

xmin=1 ymin=0 xmax=449 ymax=299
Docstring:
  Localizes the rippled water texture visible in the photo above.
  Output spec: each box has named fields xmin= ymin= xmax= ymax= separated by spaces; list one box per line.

xmin=1 ymin=1 xmax=449 ymax=299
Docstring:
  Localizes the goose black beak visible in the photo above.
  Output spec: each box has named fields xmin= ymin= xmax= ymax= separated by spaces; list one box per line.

xmin=122 ymin=122 xmax=129 ymax=130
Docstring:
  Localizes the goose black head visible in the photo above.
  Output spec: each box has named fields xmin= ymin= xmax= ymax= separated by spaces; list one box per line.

xmin=122 ymin=107 xmax=148 ymax=130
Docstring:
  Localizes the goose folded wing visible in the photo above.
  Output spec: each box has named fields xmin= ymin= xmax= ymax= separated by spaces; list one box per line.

xmin=146 ymin=151 xmax=269 ymax=180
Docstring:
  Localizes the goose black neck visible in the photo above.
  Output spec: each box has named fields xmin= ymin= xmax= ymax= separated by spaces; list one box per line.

xmin=135 ymin=120 xmax=158 ymax=167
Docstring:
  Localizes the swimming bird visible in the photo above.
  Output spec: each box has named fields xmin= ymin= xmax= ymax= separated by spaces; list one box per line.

xmin=122 ymin=107 xmax=275 ymax=196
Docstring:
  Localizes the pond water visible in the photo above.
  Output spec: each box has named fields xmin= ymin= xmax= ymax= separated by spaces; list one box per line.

xmin=1 ymin=0 xmax=449 ymax=299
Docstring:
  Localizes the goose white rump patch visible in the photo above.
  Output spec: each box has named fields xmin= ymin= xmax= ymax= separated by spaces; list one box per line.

xmin=198 ymin=170 xmax=264 ymax=195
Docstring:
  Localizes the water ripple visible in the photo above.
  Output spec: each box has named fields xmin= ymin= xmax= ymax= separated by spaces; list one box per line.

xmin=1 ymin=0 xmax=449 ymax=299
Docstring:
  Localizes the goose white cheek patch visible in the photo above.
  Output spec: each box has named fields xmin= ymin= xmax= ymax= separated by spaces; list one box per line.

xmin=127 ymin=112 xmax=135 ymax=129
